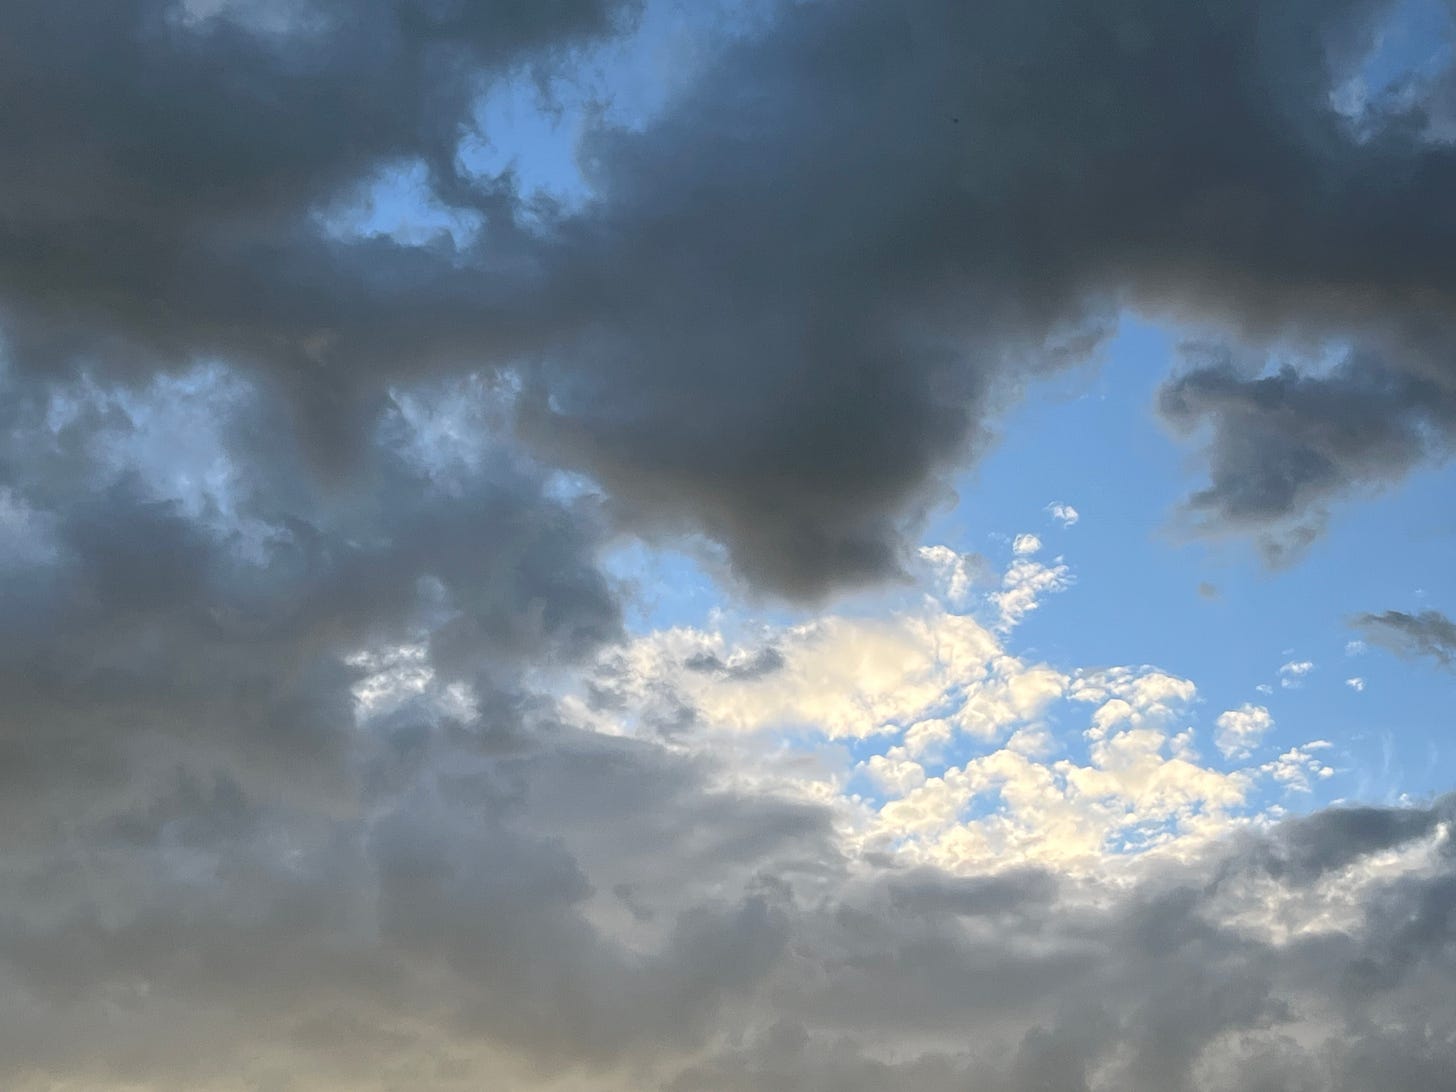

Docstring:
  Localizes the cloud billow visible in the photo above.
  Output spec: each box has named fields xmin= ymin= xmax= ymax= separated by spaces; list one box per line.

xmin=0 ymin=0 xmax=1451 ymax=592
xmin=0 ymin=2 xmax=1454 ymax=1087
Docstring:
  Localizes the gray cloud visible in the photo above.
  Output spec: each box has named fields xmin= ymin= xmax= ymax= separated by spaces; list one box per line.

xmin=0 ymin=0 xmax=1451 ymax=593
xmin=1160 ymin=348 xmax=1456 ymax=562
xmin=683 ymin=646 xmax=785 ymax=681
xmin=0 ymin=366 xmax=1452 ymax=1087
xmin=1353 ymin=608 xmax=1456 ymax=667
xmin=0 ymin=0 xmax=639 ymax=472
xmin=516 ymin=0 xmax=1456 ymax=587
xmin=0 ymin=365 xmax=621 ymax=832
xmin=3 ymin=721 xmax=1453 ymax=1091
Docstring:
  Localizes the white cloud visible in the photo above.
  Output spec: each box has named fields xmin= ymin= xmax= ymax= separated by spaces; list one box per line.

xmin=1279 ymin=659 xmax=1315 ymax=688
xmin=1045 ymin=501 xmax=1080 ymax=527
xmin=863 ymin=751 xmax=928 ymax=796
xmin=1261 ymin=741 xmax=1336 ymax=792
xmin=1346 ymin=639 xmax=1367 ymax=656
xmin=1215 ymin=703 xmax=1274 ymax=759
xmin=584 ymin=607 xmax=1045 ymax=743
xmin=1346 ymin=676 xmax=1366 ymax=692
xmin=916 ymin=544 xmax=990 ymax=605
xmin=1012 ymin=532 xmax=1042 ymax=555
xmin=903 ymin=717 xmax=955 ymax=759
xmin=992 ymin=557 xmax=1072 ymax=629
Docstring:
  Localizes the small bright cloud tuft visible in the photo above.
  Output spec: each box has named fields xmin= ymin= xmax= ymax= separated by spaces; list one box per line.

xmin=1045 ymin=501 xmax=1080 ymax=527
xmin=1279 ymin=660 xmax=1315 ymax=688
xmin=1215 ymin=703 xmax=1274 ymax=759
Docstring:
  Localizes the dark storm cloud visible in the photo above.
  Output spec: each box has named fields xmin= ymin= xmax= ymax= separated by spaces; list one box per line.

xmin=1353 ymin=607 xmax=1456 ymax=667
xmin=0 ymin=365 xmax=620 ymax=827
xmin=2 ymin=0 xmax=1453 ymax=594
xmin=0 ymin=0 xmax=638 ymax=468
xmin=3 ymin=618 xmax=1455 ymax=1092
xmin=1160 ymin=348 xmax=1456 ymax=561
xmin=2 ymin=3 xmax=1456 ymax=1087
xmin=514 ymin=0 xmax=1456 ymax=591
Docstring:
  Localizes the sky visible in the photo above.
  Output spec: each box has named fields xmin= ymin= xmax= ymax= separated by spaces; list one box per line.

xmin=2 ymin=0 xmax=1456 ymax=1089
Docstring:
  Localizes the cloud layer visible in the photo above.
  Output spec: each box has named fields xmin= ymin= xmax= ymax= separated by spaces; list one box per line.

xmin=1 ymin=1 xmax=1455 ymax=1088
xmin=1 ymin=0 xmax=1453 ymax=592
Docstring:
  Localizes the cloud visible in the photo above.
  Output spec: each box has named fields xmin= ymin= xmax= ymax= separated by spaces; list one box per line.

xmin=992 ymin=556 xmax=1074 ymax=630
xmin=1260 ymin=742 xmax=1337 ymax=793
xmin=0 ymin=361 xmax=1446 ymax=1091
xmin=1353 ymin=608 xmax=1456 ymax=668
xmin=1 ymin=690 xmax=1450 ymax=1091
xmin=1215 ymin=703 xmax=1275 ymax=759
xmin=1279 ymin=659 xmax=1316 ymax=688
xmin=580 ymin=601 xmax=1046 ymax=744
xmin=1012 ymin=532 xmax=1043 ymax=555
xmin=916 ymin=544 xmax=993 ymax=605
xmin=573 ymin=579 xmax=1356 ymax=873
xmin=0 ymin=0 xmax=1451 ymax=596
xmin=1045 ymin=502 xmax=1080 ymax=527
xmin=0 ymin=3 xmax=1453 ymax=1088
xmin=0 ymin=363 xmax=622 ymax=826
xmin=1347 ymin=676 xmax=1367 ymax=691
xmin=1160 ymin=352 xmax=1456 ymax=562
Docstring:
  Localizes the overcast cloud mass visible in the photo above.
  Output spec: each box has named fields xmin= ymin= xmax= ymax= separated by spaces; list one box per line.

xmin=2 ymin=0 xmax=1455 ymax=1088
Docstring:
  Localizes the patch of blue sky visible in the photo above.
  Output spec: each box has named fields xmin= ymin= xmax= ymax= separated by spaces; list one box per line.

xmin=1331 ymin=0 xmax=1455 ymax=130
xmin=601 ymin=538 xmax=725 ymax=633
xmin=315 ymin=0 xmax=798 ymax=249
xmin=313 ymin=157 xmax=486 ymax=247
xmin=1358 ymin=0 xmax=1454 ymax=92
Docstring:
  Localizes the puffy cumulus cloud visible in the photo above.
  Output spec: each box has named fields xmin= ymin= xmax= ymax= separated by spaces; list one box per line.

xmin=1215 ymin=703 xmax=1275 ymax=760
xmin=572 ymin=545 xmax=1096 ymax=756
xmin=578 ymin=603 xmax=1040 ymax=743
xmin=1354 ymin=608 xmax=1456 ymax=668
xmin=862 ymin=665 xmax=1252 ymax=869
xmin=1261 ymin=742 xmax=1338 ymax=794
xmin=1012 ymin=532 xmax=1043 ymax=555
xmin=570 ymin=576 xmax=1349 ymax=873
xmin=1 ymin=0 xmax=1453 ymax=596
